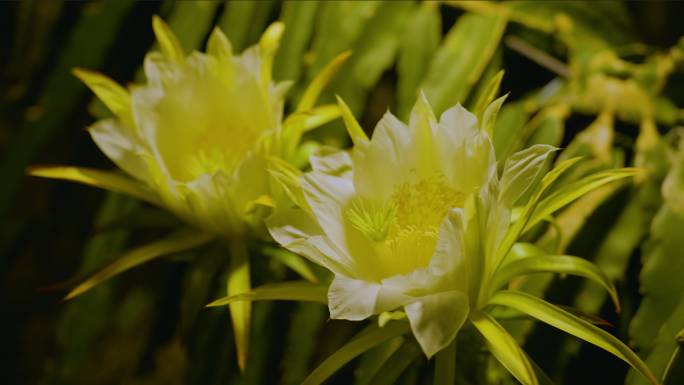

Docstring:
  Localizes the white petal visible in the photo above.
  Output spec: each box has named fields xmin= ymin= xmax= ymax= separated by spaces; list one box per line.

xmin=328 ymin=274 xmax=412 ymax=321
xmin=265 ymin=209 xmax=325 ymax=246
xmin=352 ymin=111 xmax=409 ymax=200
xmin=381 ymin=266 xmax=446 ymax=297
xmin=310 ymin=146 xmax=353 ymax=180
xmin=404 ymin=93 xmax=443 ymax=180
xmin=499 ymin=144 xmax=557 ymax=208
xmin=438 ymin=103 xmax=497 ymax=193
xmin=301 ymin=171 xmax=378 ymax=278
xmin=404 ymin=290 xmax=469 ymax=359
xmin=438 ymin=102 xmax=479 ymax=148
xmin=88 ymin=118 xmax=150 ymax=184
xmin=431 ymin=208 xmax=467 ymax=286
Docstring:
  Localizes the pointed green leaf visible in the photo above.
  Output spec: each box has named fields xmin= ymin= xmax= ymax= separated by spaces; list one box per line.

xmin=302 ymin=322 xmax=412 ymax=385
xmin=297 ymin=51 xmax=352 ymax=112
xmin=71 ymin=68 xmax=135 ymax=129
xmin=227 ymin=240 xmax=251 ymax=373
xmin=268 ymin=169 xmax=311 ymax=210
xmin=524 ymin=168 xmax=644 ymax=233
xmin=303 ymin=104 xmax=342 ymax=132
xmin=470 ymin=325 xmax=554 ymax=385
xmin=473 ymin=69 xmax=505 ymax=125
xmin=489 ymin=303 xmax=613 ymax=327
xmin=493 ymin=157 xmax=582 ymax=272
xmin=207 ymin=281 xmax=330 ymax=307
xmin=336 ymin=94 xmax=369 ymax=145
xmin=481 ymin=93 xmax=508 ymax=141
xmin=490 ymin=255 xmax=620 ymax=312
xmin=258 ymin=21 xmax=285 ymax=85
xmin=469 ymin=309 xmax=538 ymax=385
xmin=65 ymin=227 xmax=213 ymax=300
xmin=488 ymin=291 xmax=658 ymax=385
xmin=152 ymin=14 xmax=185 ymax=65
xmin=27 ymin=165 xmax=164 ymax=207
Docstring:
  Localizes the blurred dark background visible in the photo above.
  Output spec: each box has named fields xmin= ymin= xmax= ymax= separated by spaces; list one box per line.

xmin=2 ymin=2 xmax=684 ymax=384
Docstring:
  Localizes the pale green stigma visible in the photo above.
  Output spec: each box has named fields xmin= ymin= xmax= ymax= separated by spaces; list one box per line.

xmin=347 ymin=198 xmax=397 ymax=242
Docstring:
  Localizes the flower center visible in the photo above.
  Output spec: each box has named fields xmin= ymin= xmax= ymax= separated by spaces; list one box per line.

xmin=184 ymin=129 xmax=260 ymax=180
xmin=348 ymin=174 xmax=466 ymax=280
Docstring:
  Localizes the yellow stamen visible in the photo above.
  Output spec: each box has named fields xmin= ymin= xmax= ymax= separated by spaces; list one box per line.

xmin=350 ymin=173 xmax=467 ymax=280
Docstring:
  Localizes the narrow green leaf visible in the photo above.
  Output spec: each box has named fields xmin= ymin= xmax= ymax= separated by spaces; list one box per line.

xmin=488 ymin=291 xmax=658 ymax=385
xmin=227 ymin=240 xmax=251 ymax=374
xmin=258 ymin=21 xmax=285 ymax=86
xmin=152 ymin=14 xmax=185 ymax=64
xmin=336 ymin=95 xmax=369 ymax=145
xmin=262 ymin=246 xmax=319 ymax=283
xmin=493 ymin=157 xmax=582 ymax=273
xmin=489 ymin=303 xmax=614 ymax=327
xmin=470 ymin=325 xmax=554 ymax=385
xmin=284 ymin=104 xmax=342 ymax=136
xmin=473 ymin=69 xmax=505 ymax=127
xmin=65 ymin=227 xmax=214 ymax=300
xmin=297 ymin=51 xmax=352 ymax=113
xmin=71 ymin=68 xmax=135 ymax=129
xmin=481 ymin=93 xmax=508 ymax=141
xmin=434 ymin=337 xmax=457 ymax=385
xmin=469 ymin=309 xmax=538 ymax=385
xmin=27 ymin=166 xmax=164 ymax=207
xmin=524 ymin=168 xmax=643 ymax=233
xmin=490 ymin=255 xmax=620 ymax=312
xmin=302 ymin=322 xmax=412 ymax=385
xmin=368 ymin=337 xmax=423 ymax=385
xmin=207 ymin=281 xmax=330 ymax=307
xmin=422 ymin=10 xmax=508 ymax=117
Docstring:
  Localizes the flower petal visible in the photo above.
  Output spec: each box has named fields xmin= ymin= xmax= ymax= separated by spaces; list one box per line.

xmin=310 ymin=146 xmax=353 ymax=180
xmin=352 ymin=111 xmax=409 ymax=200
xmin=328 ymin=274 xmax=412 ymax=321
xmin=266 ymin=209 xmax=325 ymax=245
xmin=404 ymin=290 xmax=469 ymax=359
xmin=431 ymin=207 xmax=467 ymax=284
xmin=88 ymin=118 xmax=150 ymax=184
xmin=438 ymin=103 xmax=496 ymax=193
xmin=301 ymin=171 xmax=378 ymax=278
